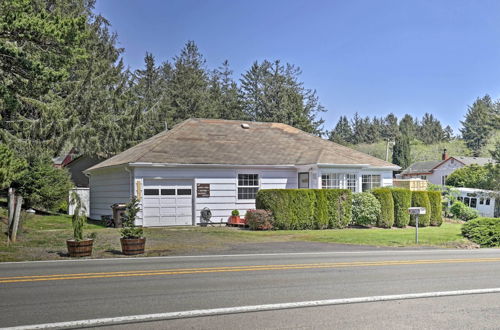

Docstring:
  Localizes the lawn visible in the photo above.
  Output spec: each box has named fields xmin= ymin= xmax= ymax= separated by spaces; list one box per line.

xmin=0 ymin=208 xmax=472 ymax=262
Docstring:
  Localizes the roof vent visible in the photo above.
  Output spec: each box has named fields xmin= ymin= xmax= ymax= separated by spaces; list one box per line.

xmin=241 ymin=123 xmax=250 ymax=129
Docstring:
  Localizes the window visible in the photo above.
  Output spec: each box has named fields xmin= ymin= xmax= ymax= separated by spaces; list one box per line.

xmin=464 ymin=197 xmax=470 ymax=206
xmin=322 ymin=173 xmax=357 ymax=192
xmin=458 ymin=196 xmax=463 ymax=203
xmin=420 ymin=175 xmax=427 ymax=180
xmin=144 ymin=189 xmax=159 ymax=195
xmin=161 ymin=189 xmax=175 ymax=195
xmin=362 ymin=175 xmax=381 ymax=192
xmin=238 ymin=174 xmax=259 ymax=199
xmin=480 ymin=198 xmax=484 ymax=205
xmin=470 ymin=198 xmax=477 ymax=208
xmin=322 ymin=173 xmax=341 ymax=189
xmin=486 ymin=198 xmax=491 ymax=206
xmin=441 ymin=175 xmax=447 ymax=185
xmin=177 ymin=189 xmax=192 ymax=196
xmin=298 ymin=172 xmax=309 ymax=188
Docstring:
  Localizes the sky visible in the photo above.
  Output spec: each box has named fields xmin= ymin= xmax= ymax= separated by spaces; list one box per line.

xmin=94 ymin=0 xmax=500 ymax=132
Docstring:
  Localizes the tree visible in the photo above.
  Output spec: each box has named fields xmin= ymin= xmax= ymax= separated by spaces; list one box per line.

xmin=329 ymin=116 xmax=352 ymax=145
xmin=399 ymin=114 xmax=417 ymax=138
xmin=392 ymin=134 xmax=411 ymax=168
xmin=490 ymin=140 xmax=500 ymax=162
xmin=0 ymin=0 xmax=88 ymax=158
xmin=0 ymin=144 xmax=26 ymax=189
xmin=443 ymin=125 xmax=454 ymax=141
xmin=418 ymin=113 xmax=444 ymax=144
xmin=209 ymin=60 xmax=245 ymax=120
xmin=381 ymin=113 xmax=399 ymax=140
xmin=460 ymin=95 xmax=495 ymax=156
xmin=240 ymin=60 xmax=325 ymax=135
xmin=350 ymin=113 xmax=368 ymax=144
xmin=445 ymin=164 xmax=492 ymax=189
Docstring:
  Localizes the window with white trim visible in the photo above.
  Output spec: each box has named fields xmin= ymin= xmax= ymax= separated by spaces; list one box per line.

xmin=362 ymin=174 xmax=381 ymax=191
xmin=238 ymin=174 xmax=259 ymax=200
xmin=321 ymin=173 xmax=357 ymax=192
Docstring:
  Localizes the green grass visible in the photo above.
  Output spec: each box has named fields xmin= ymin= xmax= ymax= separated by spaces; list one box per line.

xmin=0 ymin=208 xmax=471 ymax=262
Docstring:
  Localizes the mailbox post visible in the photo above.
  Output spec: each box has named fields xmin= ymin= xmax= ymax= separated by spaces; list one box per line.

xmin=408 ymin=207 xmax=426 ymax=244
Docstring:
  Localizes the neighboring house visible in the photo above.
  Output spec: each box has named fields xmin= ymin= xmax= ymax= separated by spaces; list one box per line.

xmin=84 ymin=119 xmax=399 ymax=227
xmin=65 ymin=155 xmax=102 ymax=188
xmin=454 ymin=187 xmax=500 ymax=218
xmin=400 ymin=149 xmax=495 ymax=186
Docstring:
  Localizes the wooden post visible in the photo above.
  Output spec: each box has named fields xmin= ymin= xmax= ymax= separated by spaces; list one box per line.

xmin=10 ymin=195 xmax=23 ymax=243
xmin=7 ymin=188 xmax=15 ymax=228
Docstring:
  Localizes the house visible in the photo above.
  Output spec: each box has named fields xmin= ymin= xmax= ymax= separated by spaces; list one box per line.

xmin=454 ymin=187 xmax=500 ymax=218
xmin=400 ymin=149 xmax=495 ymax=186
xmin=84 ymin=119 xmax=399 ymax=227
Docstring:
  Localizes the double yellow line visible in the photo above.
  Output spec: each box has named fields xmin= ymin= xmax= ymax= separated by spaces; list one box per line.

xmin=1 ymin=257 xmax=500 ymax=284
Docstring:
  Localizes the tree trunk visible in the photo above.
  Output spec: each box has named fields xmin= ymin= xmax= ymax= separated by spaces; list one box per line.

xmin=7 ymin=188 xmax=15 ymax=228
xmin=10 ymin=195 xmax=23 ymax=243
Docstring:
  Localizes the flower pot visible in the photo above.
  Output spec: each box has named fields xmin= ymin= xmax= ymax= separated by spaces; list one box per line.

xmin=66 ymin=239 xmax=93 ymax=257
xmin=228 ymin=215 xmax=241 ymax=225
xmin=120 ymin=237 xmax=146 ymax=255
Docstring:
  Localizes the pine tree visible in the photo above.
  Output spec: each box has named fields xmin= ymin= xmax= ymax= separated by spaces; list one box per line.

xmin=443 ymin=125 xmax=454 ymax=141
xmin=240 ymin=60 xmax=325 ymax=135
xmin=209 ymin=60 xmax=245 ymax=120
xmin=350 ymin=113 xmax=368 ymax=144
xmin=381 ymin=113 xmax=399 ymax=140
xmin=418 ymin=113 xmax=445 ymax=144
xmin=490 ymin=140 xmax=500 ymax=162
xmin=392 ymin=134 xmax=411 ymax=169
xmin=461 ymin=95 xmax=495 ymax=156
xmin=399 ymin=114 xmax=417 ymax=138
xmin=329 ymin=116 xmax=352 ymax=145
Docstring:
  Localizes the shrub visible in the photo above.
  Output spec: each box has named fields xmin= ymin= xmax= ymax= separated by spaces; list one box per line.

xmin=231 ymin=209 xmax=239 ymax=216
xmin=427 ymin=191 xmax=443 ymax=226
xmin=351 ymin=193 xmax=381 ymax=226
xmin=371 ymin=188 xmax=394 ymax=228
xmin=70 ymin=191 xmax=86 ymax=241
xmin=450 ymin=201 xmax=479 ymax=221
xmin=390 ymin=188 xmax=411 ymax=228
xmin=121 ymin=198 xmax=144 ymax=239
xmin=410 ymin=191 xmax=431 ymax=227
xmin=245 ymin=209 xmax=273 ymax=230
xmin=256 ymin=189 xmax=352 ymax=230
xmin=462 ymin=217 xmax=500 ymax=247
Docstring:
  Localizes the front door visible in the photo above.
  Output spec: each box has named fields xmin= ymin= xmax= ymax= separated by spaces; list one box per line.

xmin=298 ymin=172 xmax=309 ymax=189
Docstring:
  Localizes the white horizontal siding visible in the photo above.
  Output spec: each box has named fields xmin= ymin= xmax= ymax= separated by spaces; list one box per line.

xmin=89 ymin=167 xmax=131 ymax=220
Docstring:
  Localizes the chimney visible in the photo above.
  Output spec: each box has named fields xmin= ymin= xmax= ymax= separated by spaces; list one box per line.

xmin=442 ymin=148 xmax=449 ymax=161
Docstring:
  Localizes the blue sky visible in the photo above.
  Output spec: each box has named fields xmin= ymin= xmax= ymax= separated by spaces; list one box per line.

xmin=95 ymin=0 xmax=500 ymax=132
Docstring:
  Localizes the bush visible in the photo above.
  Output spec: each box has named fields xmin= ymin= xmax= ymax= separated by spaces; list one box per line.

xmin=462 ymin=217 xmax=500 ymax=247
xmin=121 ymin=198 xmax=144 ymax=239
xmin=427 ymin=191 xmax=443 ymax=226
xmin=351 ymin=193 xmax=381 ymax=226
xmin=245 ymin=209 xmax=273 ymax=230
xmin=410 ymin=191 xmax=431 ymax=227
xmin=390 ymin=188 xmax=411 ymax=228
xmin=450 ymin=201 xmax=479 ymax=221
xmin=255 ymin=189 xmax=352 ymax=230
xmin=231 ymin=209 xmax=239 ymax=216
xmin=371 ymin=188 xmax=394 ymax=228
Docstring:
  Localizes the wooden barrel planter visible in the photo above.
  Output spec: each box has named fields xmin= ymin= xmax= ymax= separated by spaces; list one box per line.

xmin=120 ymin=238 xmax=146 ymax=255
xmin=66 ymin=239 xmax=93 ymax=257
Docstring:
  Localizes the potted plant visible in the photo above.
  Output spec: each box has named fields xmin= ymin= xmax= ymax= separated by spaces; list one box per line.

xmin=67 ymin=191 xmax=94 ymax=257
xmin=120 ymin=197 xmax=146 ymax=255
xmin=228 ymin=209 xmax=241 ymax=225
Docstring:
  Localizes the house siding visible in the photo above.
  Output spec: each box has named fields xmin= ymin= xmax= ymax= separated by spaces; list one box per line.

xmin=88 ymin=167 xmax=132 ymax=220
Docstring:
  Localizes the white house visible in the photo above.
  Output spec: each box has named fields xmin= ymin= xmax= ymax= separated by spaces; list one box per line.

xmin=401 ymin=150 xmax=495 ymax=186
xmin=455 ymin=187 xmax=500 ymax=218
xmin=85 ymin=119 xmax=399 ymax=227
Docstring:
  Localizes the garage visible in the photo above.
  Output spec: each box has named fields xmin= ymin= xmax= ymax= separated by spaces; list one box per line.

xmin=142 ymin=179 xmax=193 ymax=226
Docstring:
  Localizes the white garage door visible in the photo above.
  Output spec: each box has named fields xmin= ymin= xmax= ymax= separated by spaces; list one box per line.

xmin=142 ymin=179 xmax=193 ymax=226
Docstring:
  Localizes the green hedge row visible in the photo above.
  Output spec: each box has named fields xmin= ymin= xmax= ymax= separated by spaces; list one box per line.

xmin=462 ymin=217 xmax=500 ymax=247
xmin=427 ymin=191 xmax=443 ymax=226
xmin=256 ymin=189 xmax=352 ymax=230
xmin=371 ymin=188 xmax=394 ymax=228
xmin=410 ymin=191 xmax=431 ymax=227
xmin=390 ymin=188 xmax=411 ymax=228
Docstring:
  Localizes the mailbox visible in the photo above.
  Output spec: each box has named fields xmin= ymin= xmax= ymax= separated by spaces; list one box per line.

xmin=408 ymin=207 xmax=426 ymax=215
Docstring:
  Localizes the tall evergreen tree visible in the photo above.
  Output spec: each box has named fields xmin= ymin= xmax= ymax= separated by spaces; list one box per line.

xmin=329 ymin=116 xmax=352 ymax=145
xmin=240 ymin=60 xmax=325 ymax=135
xmin=392 ymin=134 xmax=411 ymax=169
xmin=209 ymin=60 xmax=245 ymax=120
xmin=418 ymin=113 xmax=445 ymax=144
xmin=399 ymin=114 xmax=417 ymax=138
xmin=381 ymin=113 xmax=399 ymax=141
xmin=350 ymin=112 xmax=368 ymax=144
xmin=443 ymin=125 xmax=454 ymax=141
xmin=461 ymin=95 xmax=495 ymax=156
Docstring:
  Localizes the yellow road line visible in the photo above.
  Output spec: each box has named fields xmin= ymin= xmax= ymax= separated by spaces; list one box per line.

xmin=1 ymin=257 xmax=500 ymax=284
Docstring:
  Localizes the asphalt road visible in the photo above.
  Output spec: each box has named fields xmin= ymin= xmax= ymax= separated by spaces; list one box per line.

xmin=1 ymin=248 xmax=500 ymax=329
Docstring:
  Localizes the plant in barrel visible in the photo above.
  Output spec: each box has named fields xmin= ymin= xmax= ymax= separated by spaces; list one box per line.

xmin=120 ymin=197 xmax=146 ymax=255
xmin=67 ymin=191 xmax=94 ymax=257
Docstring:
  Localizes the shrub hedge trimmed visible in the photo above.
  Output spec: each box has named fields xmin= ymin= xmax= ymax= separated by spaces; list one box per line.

xmin=427 ymin=191 xmax=443 ymax=226
xmin=255 ymin=189 xmax=352 ymax=230
xmin=462 ymin=217 xmax=500 ymax=247
xmin=371 ymin=188 xmax=395 ymax=228
xmin=410 ymin=191 xmax=431 ymax=227
xmin=351 ymin=192 xmax=381 ymax=226
xmin=390 ymin=188 xmax=411 ymax=228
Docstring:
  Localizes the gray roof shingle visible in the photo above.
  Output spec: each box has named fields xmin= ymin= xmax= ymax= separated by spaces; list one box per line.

xmin=86 ymin=119 xmax=398 ymax=172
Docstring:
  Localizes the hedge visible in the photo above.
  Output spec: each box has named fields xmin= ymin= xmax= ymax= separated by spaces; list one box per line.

xmin=255 ymin=189 xmax=352 ymax=230
xmin=427 ymin=191 xmax=443 ymax=226
xmin=462 ymin=217 xmax=500 ymax=247
xmin=410 ymin=191 xmax=431 ymax=227
xmin=351 ymin=192 xmax=381 ymax=226
xmin=390 ymin=188 xmax=411 ymax=228
xmin=371 ymin=188 xmax=394 ymax=228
